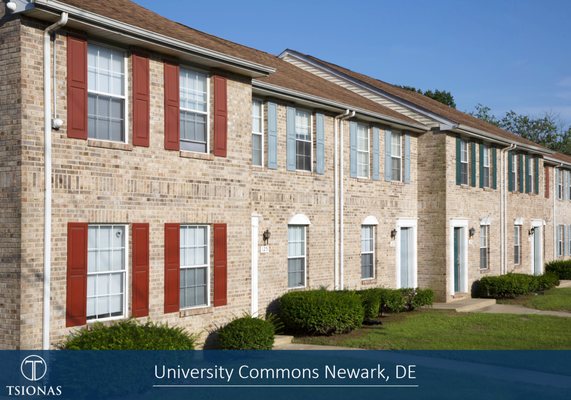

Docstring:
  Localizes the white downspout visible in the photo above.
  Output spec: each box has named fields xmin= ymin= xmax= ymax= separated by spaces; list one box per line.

xmin=334 ymin=110 xmax=350 ymax=290
xmin=339 ymin=111 xmax=355 ymax=290
xmin=500 ymin=144 xmax=516 ymax=275
xmin=43 ymin=12 xmax=68 ymax=350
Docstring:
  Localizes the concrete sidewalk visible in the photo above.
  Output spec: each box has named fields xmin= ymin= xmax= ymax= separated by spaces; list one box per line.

xmin=479 ymin=304 xmax=571 ymax=318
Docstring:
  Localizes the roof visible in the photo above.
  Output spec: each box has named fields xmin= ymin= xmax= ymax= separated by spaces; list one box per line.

xmin=550 ymin=152 xmax=571 ymax=166
xmin=45 ymin=0 xmax=419 ymax=127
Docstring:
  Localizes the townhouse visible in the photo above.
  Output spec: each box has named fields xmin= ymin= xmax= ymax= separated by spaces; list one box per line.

xmin=0 ymin=0 xmax=570 ymax=350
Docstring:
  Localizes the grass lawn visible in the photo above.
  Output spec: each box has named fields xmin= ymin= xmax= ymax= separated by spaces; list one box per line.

xmin=497 ymin=287 xmax=571 ymax=312
xmin=294 ymin=309 xmax=571 ymax=350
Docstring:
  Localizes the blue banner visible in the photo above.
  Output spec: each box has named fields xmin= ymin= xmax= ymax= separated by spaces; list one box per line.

xmin=1 ymin=351 xmax=569 ymax=399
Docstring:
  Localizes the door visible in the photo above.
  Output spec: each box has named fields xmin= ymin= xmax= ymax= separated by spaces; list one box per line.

xmin=251 ymin=216 xmax=259 ymax=316
xmin=400 ymin=227 xmax=414 ymax=288
xmin=533 ymin=227 xmax=541 ymax=276
xmin=453 ymin=228 xmax=462 ymax=292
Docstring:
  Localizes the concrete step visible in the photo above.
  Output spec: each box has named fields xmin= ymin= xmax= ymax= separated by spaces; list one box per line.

xmin=433 ymin=298 xmax=497 ymax=313
xmin=273 ymin=335 xmax=294 ymax=347
xmin=558 ymin=280 xmax=571 ymax=288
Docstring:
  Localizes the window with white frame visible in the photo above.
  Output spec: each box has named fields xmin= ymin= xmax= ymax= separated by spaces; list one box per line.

xmin=391 ymin=131 xmax=402 ymax=181
xmin=357 ymin=123 xmax=370 ymax=178
xmin=482 ymin=145 xmax=491 ymax=188
xmin=529 ymin=157 xmax=534 ymax=193
xmin=480 ymin=225 xmax=490 ymax=269
xmin=180 ymin=225 xmax=209 ymax=308
xmin=87 ymin=225 xmax=127 ymax=321
xmin=514 ymin=225 xmax=521 ymax=265
xmin=460 ymin=139 xmax=468 ymax=185
xmin=361 ymin=225 xmax=375 ymax=279
xmin=557 ymin=224 xmax=565 ymax=257
xmin=87 ymin=44 xmax=126 ymax=142
xmin=288 ymin=225 xmax=306 ymax=288
xmin=557 ymin=169 xmax=563 ymax=200
xmin=511 ymin=153 xmax=517 ymax=191
xmin=517 ymin=155 xmax=523 ymax=192
xmin=295 ymin=109 xmax=312 ymax=171
xmin=252 ymin=99 xmax=263 ymax=166
xmin=567 ymin=171 xmax=571 ymax=200
xmin=180 ymin=68 xmax=208 ymax=153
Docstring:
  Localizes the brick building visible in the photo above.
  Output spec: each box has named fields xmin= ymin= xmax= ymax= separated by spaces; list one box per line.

xmin=1 ymin=0 xmax=570 ymax=349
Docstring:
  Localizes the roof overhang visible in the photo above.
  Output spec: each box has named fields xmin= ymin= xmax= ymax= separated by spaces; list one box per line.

xmin=544 ymin=156 xmax=571 ymax=168
xmin=20 ymin=0 xmax=275 ymax=78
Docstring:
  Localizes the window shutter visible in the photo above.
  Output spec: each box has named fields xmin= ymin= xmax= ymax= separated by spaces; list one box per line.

xmin=66 ymin=223 xmax=88 ymax=327
xmin=372 ymin=127 xmax=380 ymax=181
xmin=545 ymin=166 xmax=550 ymax=199
xmin=479 ymin=144 xmax=484 ymax=188
xmin=132 ymin=53 xmax=150 ymax=147
xmin=267 ymin=102 xmax=278 ymax=169
xmin=525 ymin=155 xmax=530 ymax=193
xmin=518 ymin=155 xmax=524 ymax=193
xmin=213 ymin=224 xmax=227 ymax=307
xmin=286 ymin=106 xmax=296 ymax=171
xmin=404 ymin=132 xmax=411 ymax=184
xmin=132 ymin=223 xmax=149 ymax=318
xmin=163 ymin=61 xmax=180 ymax=151
xmin=350 ymin=121 xmax=357 ymax=178
xmin=491 ymin=147 xmax=497 ymax=190
xmin=66 ymin=35 xmax=88 ymax=139
xmin=555 ymin=168 xmax=560 ymax=198
xmin=455 ymin=137 xmax=461 ymax=185
xmin=213 ymin=75 xmax=227 ymax=157
xmin=164 ymin=223 xmax=180 ymax=313
xmin=470 ymin=142 xmax=476 ymax=187
xmin=507 ymin=151 xmax=514 ymax=191
xmin=316 ymin=113 xmax=325 ymax=175
xmin=384 ymin=130 xmax=392 ymax=182
xmin=534 ymin=158 xmax=539 ymax=195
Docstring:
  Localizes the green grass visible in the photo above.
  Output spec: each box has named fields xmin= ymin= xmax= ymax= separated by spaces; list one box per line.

xmin=498 ymin=287 xmax=571 ymax=312
xmin=294 ymin=309 xmax=571 ymax=350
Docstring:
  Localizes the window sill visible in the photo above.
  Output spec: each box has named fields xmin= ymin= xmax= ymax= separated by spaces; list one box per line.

xmin=361 ymin=278 xmax=377 ymax=285
xmin=479 ymin=268 xmax=491 ymax=274
xmin=482 ymin=187 xmax=495 ymax=192
xmin=287 ymin=285 xmax=307 ymax=291
xmin=87 ymin=139 xmax=133 ymax=151
xmin=293 ymin=169 xmax=313 ymax=176
xmin=180 ymin=151 xmax=215 ymax=161
xmin=179 ymin=306 xmax=213 ymax=318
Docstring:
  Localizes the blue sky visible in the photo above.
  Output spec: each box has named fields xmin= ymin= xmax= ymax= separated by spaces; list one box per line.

xmin=135 ymin=0 xmax=571 ymax=127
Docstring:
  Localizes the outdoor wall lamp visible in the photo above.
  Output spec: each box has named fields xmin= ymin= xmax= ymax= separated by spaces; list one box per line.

xmin=262 ymin=229 xmax=271 ymax=245
xmin=6 ymin=2 xmax=17 ymax=12
xmin=528 ymin=227 xmax=535 ymax=236
xmin=390 ymin=229 xmax=397 ymax=240
xmin=469 ymin=228 xmax=476 ymax=238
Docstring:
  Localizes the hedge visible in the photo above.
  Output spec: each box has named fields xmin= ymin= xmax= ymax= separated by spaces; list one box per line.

xmin=545 ymin=260 xmax=571 ymax=280
xmin=358 ymin=288 xmax=434 ymax=319
xmin=218 ymin=316 xmax=275 ymax=350
xmin=476 ymin=273 xmax=560 ymax=299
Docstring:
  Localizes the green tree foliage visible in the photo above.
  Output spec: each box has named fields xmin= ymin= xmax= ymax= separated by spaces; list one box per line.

xmin=398 ymin=86 xmax=457 ymax=108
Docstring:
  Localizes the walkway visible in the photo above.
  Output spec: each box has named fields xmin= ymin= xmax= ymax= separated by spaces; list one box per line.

xmin=479 ymin=304 xmax=571 ymax=318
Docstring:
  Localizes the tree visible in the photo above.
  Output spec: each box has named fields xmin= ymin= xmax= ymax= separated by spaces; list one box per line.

xmin=398 ymin=86 xmax=457 ymax=108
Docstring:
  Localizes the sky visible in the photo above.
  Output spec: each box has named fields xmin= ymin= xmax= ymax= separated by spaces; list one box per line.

xmin=135 ymin=0 xmax=571 ymax=127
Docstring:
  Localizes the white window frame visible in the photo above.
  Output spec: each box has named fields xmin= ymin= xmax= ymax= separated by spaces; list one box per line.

xmin=557 ymin=169 xmax=563 ymax=200
xmin=294 ymin=109 xmax=313 ymax=172
xmin=87 ymin=224 xmax=129 ymax=323
xmin=179 ymin=66 xmax=210 ymax=154
xmin=460 ymin=139 xmax=468 ymax=185
xmin=482 ymin=145 xmax=491 ymax=188
xmin=529 ymin=157 xmax=534 ymax=194
xmin=511 ymin=153 xmax=517 ymax=191
xmin=557 ymin=224 xmax=565 ymax=257
xmin=514 ymin=225 xmax=522 ymax=265
xmin=87 ymin=42 xmax=129 ymax=144
xmin=361 ymin=225 xmax=375 ymax=280
xmin=252 ymin=98 xmax=264 ymax=167
xmin=356 ymin=123 xmax=370 ymax=179
xmin=391 ymin=131 xmax=403 ymax=182
xmin=179 ymin=224 xmax=211 ymax=310
xmin=567 ymin=171 xmax=571 ymax=200
xmin=287 ymin=225 xmax=307 ymax=289
xmin=480 ymin=224 xmax=490 ymax=270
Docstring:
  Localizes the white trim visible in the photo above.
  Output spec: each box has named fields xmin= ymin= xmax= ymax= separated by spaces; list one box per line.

xmin=530 ymin=220 xmax=543 ymax=275
xmin=356 ymin=122 xmax=370 ymax=179
xmin=179 ymin=224 xmax=211 ymax=310
xmin=514 ymin=225 xmax=522 ymax=266
xmin=360 ymin=225 xmax=375 ymax=280
xmin=449 ymin=219 xmax=469 ymax=296
xmin=287 ymin=225 xmax=307 ymax=289
xmin=251 ymin=215 xmax=259 ymax=316
xmin=293 ymin=108 xmax=313 ymax=172
xmin=460 ymin=139 xmax=469 ymax=185
xmin=179 ymin=66 xmax=210 ymax=154
xmin=288 ymin=213 xmax=311 ymax=226
xmin=480 ymin=216 xmax=492 ymax=226
xmin=395 ymin=218 xmax=417 ymax=289
xmin=252 ymin=98 xmax=264 ymax=167
xmin=390 ymin=130 xmax=403 ymax=182
xmin=362 ymin=216 xmax=379 ymax=226
xmin=514 ymin=217 xmax=524 ymax=225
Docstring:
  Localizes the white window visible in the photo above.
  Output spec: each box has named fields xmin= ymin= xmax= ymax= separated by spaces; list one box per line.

xmin=180 ymin=68 xmax=209 ymax=153
xmin=480 ymin=225 xmax=490 ymax=269
xmin=87 ymin=44 xmax=127 ymax=142
xmin=361 ymin=226 xmax=375 ymax=279
xmin=87 ymin=225 xmax=127 ymax=321
xmin=288 ymin=225 xmax=306 ymax=288
xmin=357 ymin=123 xmax=370 ymax=178
xmin=460 ymin=139 xmax=468 ymax=185
xmin=529 ymin=157 xmax=534 ymax=194
xmin=391 ymin=131 xmax=402 ymax=181
xmin=514 ymin=225 xmax=521 ymax=265
xmin=557 ymin=169 xmax=563 ymax=200
xmin=511 ymin=153 xmax=517 ymax=191
xmin=252 ymin=99 xmax=264 ymax=166
xmin=557 ymin=225 xmax=565 ymax=257
xmin=180 ymin=225 xmax=210 ymax=309
xmin=295 ymin=110 xmax=312 ymax=171
xmin=567 ymin=171 xmax=571 ymax=200
xmin=482 ymin=145 xmax=491 ymax=188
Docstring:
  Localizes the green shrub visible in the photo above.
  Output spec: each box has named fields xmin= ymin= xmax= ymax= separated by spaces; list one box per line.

xmin=279 ymin=290 xmax=364 ymax=335
xmin=545 ymin=260 xmax=571 ymax=280
xmin=380 ymin=288 xmax=406 ymax=314
xmin=218 ymin=316 xmax=275 ymax=350
xmin=476 ymin=273 xmax=559 ymax=299
xmin=536 ymin=272 xmax=560 ymax=291
xmin=359 ymin=289 xmax=382 ymax=320
xmin=60 ymin=319 xmax=195 ymax=350
xmin=412 ymin=288 xmax=435 ymax=309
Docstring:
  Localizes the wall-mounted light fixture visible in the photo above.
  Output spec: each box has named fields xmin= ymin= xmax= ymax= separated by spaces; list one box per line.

xmin=528 ymin=227 xmax=535 ymax=237
xmin=6 ymin=1 xmax=17 ymax=12
xmin=469 ymin=228 xmax=476 ymax=238
xmin=262 ymin=229 xmax=271 ymax=245
xmin=390 ymin=229 xmax=397 ymax=240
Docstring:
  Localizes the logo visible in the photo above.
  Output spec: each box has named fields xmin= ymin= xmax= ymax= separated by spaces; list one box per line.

xmin=20 ymin=355 xmax=47 ymax=382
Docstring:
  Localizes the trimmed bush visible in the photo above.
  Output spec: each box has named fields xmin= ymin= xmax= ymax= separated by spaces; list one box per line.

xmin=537 ymin=272 xmax=560 ymax=291
xmin=545 ymin=260 xmax=571 ymax=280
xmin=359 ymin=289 xmax=382 ymax=320
xmin=412 ymin=288 xmax=435 ymax=309
xmin=279 ymin=290 xmax=364 ymax=335
xmin=476 ymin=273 xmax=559 ymax=299
xmin=218 ymin=316 xmax=275 ymax=350
xmin=60 ymin=319 xmax=195 ymax=350
xmin=380 ymin=288 xmax=406 ymax=314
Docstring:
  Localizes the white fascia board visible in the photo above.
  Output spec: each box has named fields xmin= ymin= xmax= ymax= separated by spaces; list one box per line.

xmin=544 ymin=156 xmax=571 ymax=168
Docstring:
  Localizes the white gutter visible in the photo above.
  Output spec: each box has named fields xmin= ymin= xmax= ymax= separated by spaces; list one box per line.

xmin=334 ymin=110 xmax=350 ymax=289
xmin=500 ymin=144 xmax=516 ymax=275
xmin=339 ymin=111 xmax=355 ymax=290
xmin=43 ymin=11 xmax=68 ymax=351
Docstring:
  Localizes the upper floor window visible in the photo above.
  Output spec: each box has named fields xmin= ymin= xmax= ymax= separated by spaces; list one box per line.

xmin=180 ymin=68 xmax=208 ymax=153
xmin=252 ymin=99 xmax=263 ymax=166
xmin=391 ymin=131 xmax=402 ymax=181
xmin=295 ymin=110 xmax=312 ymax=171
xmin=557 ymin=169 xmax=564 ymax=200
xmin=480 ymin=224 xmax=490 ymax=270
xmin=357 ymin=123 xmax=370 ymax=178
xmin=87 ymin=44 xmax=126 ymax=142
xmin=361 ymin=225 xmax=375 ymax=279
xmin=460 ymin=139 xmax=468 ymax=185
xmin=529 ymin=157 xmax=535 ymax=194
xmin=180 ymin=225 xmax=210 ymax=309
xmin=567 ymin=171 xmax=571 ymax=200
xmin=510 ymin=153 xmax=517 ymax=191
xmin=482 ymin=145 xmax=491 ymax=188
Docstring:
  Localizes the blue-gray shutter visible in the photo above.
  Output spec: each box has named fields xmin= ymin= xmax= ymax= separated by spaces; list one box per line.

xmin=286 ymin=106 xmax=296 ymax=171
xmin=372 ymin=127 xmax=380 ymax=181
xmin=525 ymin=155 xmax=531 ymax=193
xmin=350 ymin=121 xmax=357 ymax=178
xmin=267 ymin=102 xmax=278 ymax=169
xmin=384 ymin=130 xmax=392 ymax=181
xmin=404 ymin=132 xmax=411 ymax=184
xmin=315 ymin=113 xmax=325 ymax=175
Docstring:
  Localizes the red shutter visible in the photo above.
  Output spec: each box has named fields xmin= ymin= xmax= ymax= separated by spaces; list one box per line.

xmin=545 ymin=166 xmax=550 ymax=199
xmin=132 ymin=223 xmax=150 ymax=317
xmin=163 ymin=62 xmax=180 ymax=151
xmin=213 ymin=75 xmax=227 ymax=157
xmin=132 ymin=54 xmax=150 ymax=147
xmin=66 ymin=223 xmax=88 ymax=327
xmin=213 ymin=223 xmax=227 ymax=307
xmin=164 ymin=223 xmax=180 ymax=313
xmin=67 ymin=35 xmax=88 ymax=139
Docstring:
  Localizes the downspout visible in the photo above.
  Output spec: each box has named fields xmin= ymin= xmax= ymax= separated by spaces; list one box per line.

xmin=334 ymin=110 xmax=350 ymax=290
xmin=554 ymin=163 xmax=563 ymax=259
xmin=500 ymin=144 xmax=516 ymax=275
xmin=339 ymin=111 xmax=355 ymax=290
xmin=43 ymin=12 xmax=68 ymax=350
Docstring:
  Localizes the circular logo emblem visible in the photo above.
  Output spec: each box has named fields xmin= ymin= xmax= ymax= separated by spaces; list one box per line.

xmin=20 ymin=355 xmax=47 ymax=382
